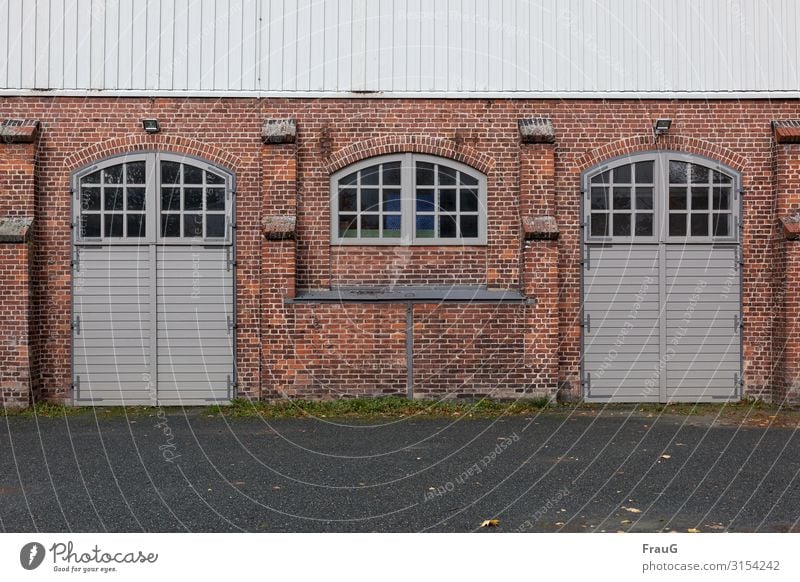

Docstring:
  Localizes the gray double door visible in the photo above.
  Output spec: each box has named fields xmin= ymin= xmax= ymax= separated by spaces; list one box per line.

xmin=582 ymin=154 xmax=741 ymax=402
xmin=71 ymin=153 xmax=235 ymax=406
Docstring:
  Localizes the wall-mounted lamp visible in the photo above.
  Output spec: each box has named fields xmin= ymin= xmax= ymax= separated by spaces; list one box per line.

xmin=653 ymin=118 xmax=672 ymax=137
xmin=142 ymin=119 xmax=160 ymax=134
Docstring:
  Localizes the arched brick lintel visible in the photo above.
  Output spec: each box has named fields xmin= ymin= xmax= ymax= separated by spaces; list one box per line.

xmin=325 ymin=136 xmax=496 ymax=175
xmin=62 ymin=134 xmax=242 ymax=174
xmin=576 ymin=134 xmax=748 ymax=174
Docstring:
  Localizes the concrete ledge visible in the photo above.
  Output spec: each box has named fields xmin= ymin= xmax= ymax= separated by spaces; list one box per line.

xmin=522 ymin=215 xmax=559 ymax=240
xmin=288 ymin=286 xmax=529 ymax=304
xmin=0 ymin=217 xmax=33 ymax=243
xmin=262 ymin=118 xmax=297 ymax=144
xmin=781 ymin=214 xmax=800 ymax=240
xmin=518 ymin=117 xmax=555 ymax=144
xmin=773 ymin=120 xmax=800 ymax=144
xmin=263 ymin=215 xmax=296 ymax=240
xmin=0 ymin=119 xmax=39 ymax=144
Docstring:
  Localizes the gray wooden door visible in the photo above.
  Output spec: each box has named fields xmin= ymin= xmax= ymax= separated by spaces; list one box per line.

xmin=582 ymin=154 xmax=741 ymax=403
xmin=72 ymin=153 xmax=235 ymax=406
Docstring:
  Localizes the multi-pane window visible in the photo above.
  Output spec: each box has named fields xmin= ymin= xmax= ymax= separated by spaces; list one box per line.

xmin=589 ymin=161 xmax=655 ymax=238
xmin=585 ymin=154 xmax=738 ymax=242
xmin=74 ymin=154 xmax=233 ymax=244
xmin=668 ymin=161 xmax=733 ymax=238
xmin=79 ymin=161 xmax=147 ymax=239
xmin=331 ymin=154 xmax=486 ymax=245
xmin=160 ymin=161 xmax=228 ymax=239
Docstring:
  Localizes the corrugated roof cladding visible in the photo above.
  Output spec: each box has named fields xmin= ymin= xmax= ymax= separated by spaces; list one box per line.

xmin=0 ymin=0 xmax=798 ymax=97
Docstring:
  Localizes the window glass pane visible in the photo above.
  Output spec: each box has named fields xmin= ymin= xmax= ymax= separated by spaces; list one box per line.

xmin=206 ymin=214 xmax=226 ymax=238
xmin=416 ymin=215 xmax=435 ymax=238
xmin=590 ymin=170 xmax=610 ymax=185
xmin=713 ymin=170 xmax=733 ymax=184
xmin=361 ymin=215 xmax=379 ymax=237
xmin=127 ymin=187 xmax=146 ymax=210
xmin=439 ymin=166 xmax=457 ymax=185
xmin=81 ymin=214 xmax=101 ymax=238
xmin=439 ymin=214 xmax=457 ymax=237
xmin=690 ymin=213 xmax=708 ymax=236
xmin=691 ymin=187 xmax=709 ymax=210
xmin=126 ymin=161 xmax=146 ymax=184
xmin=104 ymin=187 xmax=124 ymax=211
xmin=161 ymin=187 xmax=181 ymax=211
xmin=590 ymin=214 xmax=608 ymax=237
xmin=103 ymin=165 xmax=123 ymax=184
xmin=612 ymin=187 xmax=631 ymax=210
xmin=361 ymin=165 xmax=380 ymax=185
xmin=206 ymin=188 xmax=225 ymax=211
xmin=104 ymin=214 xmax=124 ymax=238
xmin=669 ymin=187 xmax=687 ymax=210
xmin=183 ymin=164 xmax=203 ymax=185
xmin=183 ymin=214 xmax=203 ymax=237
xmin=460 ymin=215 xmax=478 ymax=238
xmin=80 ymin=187 xmax=101 ymax=211
xmin=635 ymin=187 xmax=653 ymax=210
xmin=161 ymin=161 xmax=181 ymax=185
xmin=691 ymin=164 xmax=709 ymax=184
xmin=635 ymin=214 xmax=653 ymax=236
xmin=126 ymin=214 xmax=146 ymax=238
xmin=340 ymin=171 xmax=358 ymax=186
xmin=612 ymin=213 xmax=631 ymax=236
xmin=461 ymin=189 xmax=479 ymax=212
xmin=669 ymin=161 xmax=689 ymax=183
xmin=712 ymin=187 xmax=730 ymax=210
xmin=184 ymin=187 xmax=203 ymax=210
xmin=383 ymin=215 xmax=402 ymax=237
xmin=338 ymin=215 xmax=357 ymax=238
xmin=439 ymin=189 xmax=456 ymax=211
xmin=416 ymin=162 xmax=435 ymax=185
xmin=161 ymin=214 xmax=180 ymax=237
xmin=339 ymin=188 xmax=357 ymax=212
xmin=669 ymin=214 xmax=686 ymax=236
xmin=383 ymin=162 xmax=401 ymax=186
xmin=460 ymin=172 xmax=478 ymax=187
xmin=416 ymin=190 xmax=435 ymax=212
xmin=590 ymin=187 xmax=608 ymax=210
xmin=82 ymin=170 xmax=101 ymax=184
xmin=612 ymin=164 xmax=631 ymax=183
xmin=712 ymin=213 xmax=730 ymax=237
xmin=206 ymin=171 xmax=225 ymax=185
xmin=361 ymin=189 xmax=379 ymax=212
xmin=635 ymin=161 xmax=654 ymax=183
xmin=383 ymin=190 xmax=401 ymax=211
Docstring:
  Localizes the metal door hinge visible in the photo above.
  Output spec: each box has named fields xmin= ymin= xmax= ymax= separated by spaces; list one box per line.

xmin=72 ymin=249 xmax=80 ymax=271
xmin=227 ymin=316 xmax=236 ymax=335
xmin=583 ymin=372 xmax=591 ymax=393
xmin=72 ymin=316 xmax=81 ymax=335
xmin=734 ymin=314 xmax=744 ymax=332
xmin=581 ymin=247 xmax=591 ymax=271
xmin=581 ymin=313 xmax=591 ymax=333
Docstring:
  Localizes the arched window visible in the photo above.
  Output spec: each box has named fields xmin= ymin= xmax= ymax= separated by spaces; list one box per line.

xmin=73 ymin=153 xmax=234 ymax=244
xmin=330 ymin=154 xmax=487 ymax=245
xmin=584 ymin=153 xmax=739 ymax=243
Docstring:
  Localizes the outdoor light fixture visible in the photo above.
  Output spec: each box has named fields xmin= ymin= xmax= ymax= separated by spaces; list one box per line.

xmin=653 ymin=118 xmax=672 ymax=136
xmin=142 ymin=119 xmax=160 ymax=134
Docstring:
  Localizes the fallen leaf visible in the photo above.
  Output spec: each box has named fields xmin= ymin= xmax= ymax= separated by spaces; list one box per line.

xmin=555 ymin=521 xmax=565 ymax=526
xmin=622 ymin=506 xmax=642 ymax=514
xmin=661 ymin=454 xmax=671 ymax=459
xmin=620 ymin=519 xmax=632 ymax=525
xmin=480 ymin=519 xmax=500 ymax=528
xmin=272 ymin=485 xmax=281 ymax=490
xmin=688 ymin=528 xmax=701 ymax=533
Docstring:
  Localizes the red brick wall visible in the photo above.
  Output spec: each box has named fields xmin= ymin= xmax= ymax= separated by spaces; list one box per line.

xmin=0 ymin=97 xmax=797 ymax=403
xmin=0 ymin=244 xmax=31 ymax=407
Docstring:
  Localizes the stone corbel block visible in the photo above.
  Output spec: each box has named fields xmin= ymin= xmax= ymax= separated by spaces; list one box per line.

xmin=518 ymin=117 xmax=555 ymax=144
xmin=263 ymin=215 xmax=296 ymax=240
xmin=522 ymin=215 xmax=559 ymax=240
xmin=262 ymin=119 xmax=297 ymax=144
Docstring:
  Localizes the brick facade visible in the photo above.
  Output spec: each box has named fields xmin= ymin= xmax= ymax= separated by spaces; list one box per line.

xmin=1 ymin=97 xmax=799 ymax=405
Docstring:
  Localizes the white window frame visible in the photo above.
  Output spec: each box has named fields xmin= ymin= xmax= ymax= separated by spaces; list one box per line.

xmin=330 ymin=153 xmax=488 ymax=246
xmin=72 ymin=152 xmax=235 ymax=246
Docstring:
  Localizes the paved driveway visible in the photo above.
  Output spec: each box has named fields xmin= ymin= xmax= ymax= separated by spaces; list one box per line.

xmin=1 ymin=409 xmax=798 ymax=532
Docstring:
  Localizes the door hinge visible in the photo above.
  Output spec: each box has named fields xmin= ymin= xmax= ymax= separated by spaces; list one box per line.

xmin=71 ymin=315 xmax=81 ymax=335
xmin=581 ymin=247 xmax=591 ymax=271
xmin=581 ymin=313 xmax=591 ymax=333
xmin=72 ymin=248 xmax=80 ymax=272
xmin=583 ymin=372 xmax=591 ymax=394
xmin=227 ymin=316 xmax=236 ymax=335
xmin=734 ymin=372 xmax=744 ymax=391
xmin=226 ymin=247 xmax=235 ymax=271
xmin=73 ymin=376 xmax=80 ymax=393
xmin=734 ymin=314 xmax=744 ymax=332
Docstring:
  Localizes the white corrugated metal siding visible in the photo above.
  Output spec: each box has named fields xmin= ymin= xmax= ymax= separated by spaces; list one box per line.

xmin=0 ymin=0 xmax=798 ymax=96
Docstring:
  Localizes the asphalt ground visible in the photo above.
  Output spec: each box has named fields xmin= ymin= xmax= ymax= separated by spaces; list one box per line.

xmin=1 ymin=409 xmax=799 ymax=532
